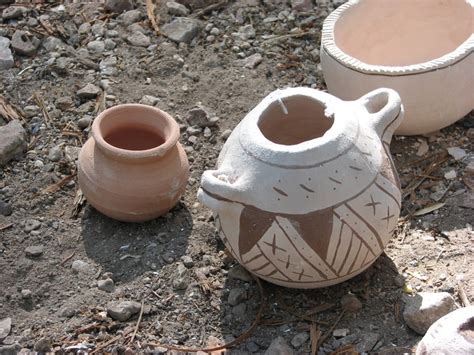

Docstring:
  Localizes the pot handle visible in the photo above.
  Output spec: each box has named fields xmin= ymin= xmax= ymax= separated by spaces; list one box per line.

xmin=198 ymin=170 xmax=243 ymax=210
xmin=357 ymin=88 xmax=404 ymax=143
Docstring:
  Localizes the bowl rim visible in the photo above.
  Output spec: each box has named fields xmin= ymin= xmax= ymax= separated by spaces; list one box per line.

xmin=321 ymin=0 xmax=474 ymax=76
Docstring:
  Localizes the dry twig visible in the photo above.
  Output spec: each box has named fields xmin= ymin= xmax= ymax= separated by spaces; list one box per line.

xmin=310 ymin=322 xmax=320 ymax=355
xmin=458 ymin=281 xmax=471 ymax=307
xmin=194 ymin=0 xmax=228 ymax=18
xmin=0 ymin=223 xmax=13 ymax=232
xmin=32 ymin=92 xmax=51 ymax=127
xmin=42 ymin=172 xmax=76 ymax=194
xmin=0 ymin=96 xmax=24 ymax=122
xmin=317 ymin=311 xmax=346 ymax=348
xmin=60 ymin=251 xmax=76 ymax=266
xmin=146 ymin=0 xmax=160 ymax=35
xmin=129 ymin=300 xmax=144 ymax=344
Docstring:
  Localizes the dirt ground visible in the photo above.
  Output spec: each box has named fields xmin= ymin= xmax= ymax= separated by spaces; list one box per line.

xmin=0 ymin=1 xmax=473 ymax=354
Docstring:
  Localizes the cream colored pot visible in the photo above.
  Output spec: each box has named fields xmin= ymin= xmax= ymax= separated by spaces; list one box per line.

xmin=198 ymin=88 xmax=403 ymax=288
xmin=321 ymin=0 xmax=474 ymax=135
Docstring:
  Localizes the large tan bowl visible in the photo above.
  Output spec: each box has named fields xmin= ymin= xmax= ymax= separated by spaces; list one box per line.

xmin=320 ymin=0 xmax=474 ymax=135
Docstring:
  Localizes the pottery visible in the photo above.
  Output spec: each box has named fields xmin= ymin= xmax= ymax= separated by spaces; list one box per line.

xmin=78 ymin=104 xmax=189 ymax=222
xmin=320 ymin=0 xmax=474 ymax=135
xmin=198 ymin=87 xmax=403 ymax=288
xmin=416 ymin=306 xmax=474 ymax=355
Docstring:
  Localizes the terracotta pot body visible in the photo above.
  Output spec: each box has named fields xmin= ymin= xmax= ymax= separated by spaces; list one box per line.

xmin=320 ymin=0 xmax=474 ymax=135
xmin=416 ymin=306 xmax=474 ymax=355
xmin=198 ymin=88 xmax=403 ymax=288
xmin=78 ymin=104 xmax=189 ymax=222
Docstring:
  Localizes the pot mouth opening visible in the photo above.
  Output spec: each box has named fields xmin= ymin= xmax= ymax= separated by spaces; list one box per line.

xmin=322 ymin=0 xmax=474 ymax=74
xmin=92 ymin=104 xmax=179 ymax=160
xmin=257 ymin=95 xmax=334 ymax=146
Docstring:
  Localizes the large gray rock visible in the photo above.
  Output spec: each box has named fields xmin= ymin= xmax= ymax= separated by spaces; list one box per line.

xmin=2 ymin=6 xmax=26 ymax=20
xmin=77 ymin=83 xmax=101 ymax=100
xmin=0 ymin=120 xmax=27 ymax=167
xmin=161 ymin=17 xmax=200 ymax=44
xmin=127 ymin=31 xmax=150 ymax=47
xmin=403 ymin=292 xmax=455 ymax=335
xmin=166 ymin=1 xmax=190 ymax=16
xmin=0 ymin=318 xmax=11 ymax=341
xmin=107 ymin=301 xmax=141 ymax=321
xmin=264 ymin=336 xmax=294 ymax=355
xmin=11 ymin=30 xmax=40 ymax=56
xmin=104 ymin=0 xmax=133 ymax=13
xmin=417 ymin=306 xmax=474 ymax=355
xmin=119 ymin=9 xmax=143 ymax=25
xmin=0 ymin=36 xmax=14 ymax=70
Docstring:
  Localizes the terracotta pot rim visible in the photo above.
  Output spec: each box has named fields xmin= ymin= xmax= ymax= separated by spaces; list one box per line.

xmin=91 ymin=104 xmax=180 ymax=160
xmin=321 ymin=0 xmax=474 ymax=76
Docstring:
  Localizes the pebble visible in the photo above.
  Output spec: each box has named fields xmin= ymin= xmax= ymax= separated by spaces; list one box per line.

xmin=0 ymin=199 xmax=12 ymax=216
xmin=447 ymin=147 xmax=466 ymax=161
xmin=228 ymin=264 xmax=252 ymax=282
xmin=166 ymin=1 xmax=190 ymax=16
xmin=104 ymin=0 xmax=133 ymax=13
xmin=2 ymin=6 xmax=25 ymax=20
xmin=91 ymin=23 xmax=105 ymax=37
xmin=236 ymin=24 xmax=255 ymax=41
xmin=264 ymin=336 xmax=294 ymax=355
xmin=172 ymin=263 xmax=189 ymax=290
xmin=341 ymin=293 xmax=362 ymax=312
xmin=333 ymin=328 xmax=349 ymax=338
xmin=246 ymin=341 xmax=259 ymax=352
xmin=0 ymin=318 xmax=11 ymax=341
xmin=402 ymin=292 xmax=455 ymax=334
xmin=48 ymin=145 xmax=62 ymax=162
xmin=34 ymin=337 xmax=51 ymax=352
xmin=24 ymin=219 xmax=41 ymax=232
xmin=77 ymin=83 xmax=101 ymax=99
xmin=0 ymin=120 xmax=27 ymax=167
xmin=119 ymin=9 xmax=143 ymax=26
xmin=21 ymin=289 xmax=32 ymax=299
xmin=290 ymin=331 xmax=309 ymax=348
xmin=181 ymin=255 xmax=194 ymax=268
xmin=187 ymin=105 xmax=219 ymax=127
xmin=107 ymin=301 xmax=141 ymax=321
xmin=161 ymin=17 xmax=200 ymax=44
xmin=59 ymin=307 xmax=76 ymax=318
xmin=77 ymin=116 xmax=93 ymax=130
xmin=25 ymin=245 xmax=43 ymax=257
xmin=394 ymin=274 xmax=406 ymax=287
xmin=444 ymin=170 xmax=457 ymax=180
xmin=11 ymin=30 xmax=40 ymax=56
xmin=291 ymin=0 xmax=313 ymax=12
xmin=127 ymin=31 xmax=151 ymax=47
xmin=56 ymin=96 xmax=73 ymax=110
xmin=71 ymin=260 xmax=95 ymax=274
xmin=0 ymin=36 xmax=13 ymax=70
xmin=239 ymin=53 xmax=263 ymax=69
xmin=220 ymin=129 xmax=232 ymax=140
xmin=228 ymin=288 xmax=246 ymax=306
xmin=104 ymin=39 xmax=116 ymax=50
xmin=78 ymin=23 xmax=91 ymax=35
xmin=97 ymin=278 xmax=115 ymax=293
xmin=87 ymin=40 xmax=105 ymax=53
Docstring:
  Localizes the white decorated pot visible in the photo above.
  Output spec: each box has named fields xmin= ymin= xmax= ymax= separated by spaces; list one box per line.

xmin=320 ymin=0 xmax=474 ymax=135
xmin=198 ymin=87 xmax=403 ymax=288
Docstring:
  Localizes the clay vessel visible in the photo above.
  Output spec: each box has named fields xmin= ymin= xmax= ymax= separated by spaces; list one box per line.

xmin=320 ymin=0 xmax=474 ymax=135
xmin=198 ymin=87 xmax=403 ymax=288
xmin=78 ymin=104 xmax=189 ymax=222
xmin=417 ymin=306 xmax=474 ymax=355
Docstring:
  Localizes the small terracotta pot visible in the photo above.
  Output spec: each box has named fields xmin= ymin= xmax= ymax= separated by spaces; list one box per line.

xmin=78 ymin=104 xmax=189 ymax=222
xmin=320 ymin=0 xmax=474 ymax=135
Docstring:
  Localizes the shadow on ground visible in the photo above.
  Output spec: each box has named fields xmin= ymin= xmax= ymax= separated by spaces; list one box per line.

xmin=81 ymin=202 xmax=193 ymax=282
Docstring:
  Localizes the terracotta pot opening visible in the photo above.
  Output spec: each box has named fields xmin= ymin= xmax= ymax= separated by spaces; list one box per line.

xmin=104 ymin=125 xmax=165 ymax=151
xmin=258 ymin=95 xmax=334 ymax=145
xmin=333 ymin=0 xmax=472 ymax=66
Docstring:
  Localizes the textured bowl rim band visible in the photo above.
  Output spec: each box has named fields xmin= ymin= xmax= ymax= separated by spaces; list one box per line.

xmin=321 ymin=0 xmax=474 ymax=76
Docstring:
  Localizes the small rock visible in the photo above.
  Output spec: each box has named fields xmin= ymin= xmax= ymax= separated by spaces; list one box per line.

xmin=21 ymin=289 xmax=32 ymax=299
xmin=333 ymin=328 xmax=349 ymax=338
xmin=119 ymin=9 xmax=143 ymax=26
xmin=228 ymin=264 xmax=252 ymax=282
xmin=394 ymin=274 xmax=406 ymax=287
xmin=228 ymin=288 xmax=246 ymax=306
xmin=292 ymin=0 xmax=313 ymax=11
xmin=447 ymin=147 xmax=466 ymax=161
xmin=97 ymin=278 xmax=115 ymax=293
xmin=0 ymin=36 xmax=14 ymax=70
xmin=25 ymin=245 xmax=43 ymax=257
xmin=59 ymin=307 xmax=76 ymax=318
xmin=2 ymin=6 xmax=25 ymax=20
xmin=48 ymin=145 xmax=62 ymax=162
xmin=221 ymin=129 xmax=232 ymax=140
xmin=91 ymin=23 xmax=105 ymax=37
xmin=172 ymin=263 xmax=189 ymax=290
xmin=127 ymin=31 xmax=150 ymax=47
xmin=0 ymin=199 xmax=12 ymax=216
xmin=11 ymin=30 xmax=40 ymax=56
xmin=24 ymin=219 xmax=41 ymax=232
xmin=264 ymin=336 xmax=294 ymax=355
xmin=65 ymin=146 xmax=80 ymax=163
xmin=416 ymin=139 xmax=429 ymax=157
xmin=236 ymin=24 xmax=255 ymax=41
xmin=403 ymin=292 xmax=455 ymax=335
xmin=107 ymin=301 xmax=141 ymax=321
xmin=78 ymin=23 xmax=91 ymax=35
xmin=0 ymin=120 xmax=27 ymax=167
xmin=355 ymin=332 xmax=380 ymax=352
xmin=166 ymin=1 xmax=190 ymax=16
xmin=290 ymin=332 xmax=309 ymax=348
xmin=161 ymin=17 xmax=200 ymax=44
xmin=71 ymin=260 xmax=94 ymax=274
xmin=104 ymin=39 xmax=116 ymax=50
xmin=187 ymin=105 xmax=219 ymax=127
xmin=77 ymin=83 xmax=101 ymax=99
xmin=444 ymin=170 xmax=457 ymax=180
xmin=0 ymin=318 xmax=11 ymax=341
xmin=104 ymin=0 xmax=133 ymax=13
xmin=87 ymin=40 xmax=105 ymax=53
xmin=341 ymin=293 xmax=362 ymax=312
xmin=42 ymin=36 xmax=64 ymax=51
xmin=181 ymin=255 xmax=194 ymax=268
xmin=239 ymin=53 xmax=263 ymax=69
xmin=55 ymin=96 xmax=73 ymax=111
xmin=34 ymin=337 xmax=51 ymax=352
xmin=77 ymin=116 xmax=93 ymax=130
